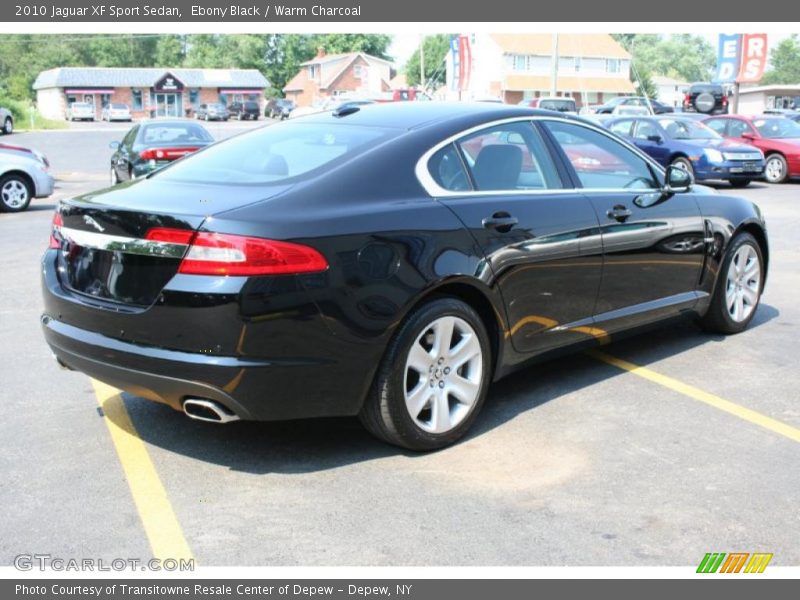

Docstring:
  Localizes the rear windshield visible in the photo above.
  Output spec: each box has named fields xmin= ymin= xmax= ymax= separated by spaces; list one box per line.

xmin=157 ymin=122 xmax=393 ymax=184
xmin=141 ymin=123 xmax=214 ymax=145
xmin=690 ymin=84 xmax=723 ymax=94
xmin=539 ymin=99 xmax=576 ymax=112
xmin=244 ymin=102 xmax=259 ymax=109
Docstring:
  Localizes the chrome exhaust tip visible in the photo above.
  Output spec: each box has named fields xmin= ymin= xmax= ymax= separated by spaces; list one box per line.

xmin=183 ymin=398 xmax=240 ymax=424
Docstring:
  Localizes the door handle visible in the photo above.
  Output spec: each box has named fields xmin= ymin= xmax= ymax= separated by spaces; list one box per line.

xmin=482 ymin=212 xmax=518 ymax=233
xmin=606 ymin=205 xmax=632 ymax=222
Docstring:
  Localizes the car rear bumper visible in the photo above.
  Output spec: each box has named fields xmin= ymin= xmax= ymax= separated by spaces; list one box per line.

xmin=40 ymin=249 xmax=375 ymax=422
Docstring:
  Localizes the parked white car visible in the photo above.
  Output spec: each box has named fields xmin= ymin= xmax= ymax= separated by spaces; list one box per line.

xmin=0 ymin=143 xmax=54 ymax=212
xmin=66 ymin=102 xmax=95 ymax=121
xmin=0 ymin=107 xmax=14 ymax=135
xmin=101 ymin=103 xmax=132 ymax=122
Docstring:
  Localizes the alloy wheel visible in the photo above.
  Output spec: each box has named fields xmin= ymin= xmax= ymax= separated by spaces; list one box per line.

xmin=403 ymin=316 xmax=483 ymax=434
xmin=765 ymin=157 xmax=785 ymax=183
xmin=725 ymin=243 xmax=761 ymax=323
xmin=1 ymin=179 xmax=29 ymax=209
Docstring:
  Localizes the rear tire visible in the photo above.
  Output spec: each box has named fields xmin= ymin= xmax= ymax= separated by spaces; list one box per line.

xmin=700 ymin=232 xmax=763 ymax=335
xmin=359 ymin=298 xmax=492 ymax=451
xmin=0 ymin=174 xmax=32 ymax=213
xmin=3 ymin=117 xmax=13 ymax=135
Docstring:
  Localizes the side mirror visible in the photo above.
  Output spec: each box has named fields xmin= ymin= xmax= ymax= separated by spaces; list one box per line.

xmin=664 ymin=165 xmax=693 ymax=194
xmin=741 ymin=131 xmax=755 ymax=140
xmin=647 ymin=134 xmax=663 ymax=143
xmin=109 ymin=141 xmax=120 ymax=150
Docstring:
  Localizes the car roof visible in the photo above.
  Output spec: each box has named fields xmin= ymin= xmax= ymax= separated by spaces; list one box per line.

xmin=298 ymin=101 xmax=585 ymax=131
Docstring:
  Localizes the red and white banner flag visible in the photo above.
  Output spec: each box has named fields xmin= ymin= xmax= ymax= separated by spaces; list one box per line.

xmin=737 ymin=34 xmax=768 ymax=83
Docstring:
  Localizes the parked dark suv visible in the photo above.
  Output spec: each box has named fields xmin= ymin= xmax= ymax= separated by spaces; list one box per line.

xmin=683 ymin=83 xmax=728 ymax=114
xmin=265 ymin=98 xmax=296 ymax=120
xmin=227 ymin=101 xmax=261 ymax=121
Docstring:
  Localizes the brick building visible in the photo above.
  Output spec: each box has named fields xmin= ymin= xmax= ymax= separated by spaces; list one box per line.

xmin=283 ymin=49 xmax=392 ymax=107
xmin=33 ymin=67 xmax=269 ymax=120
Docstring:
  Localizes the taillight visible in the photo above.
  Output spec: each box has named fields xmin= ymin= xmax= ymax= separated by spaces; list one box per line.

xmin=722 ymin=95 xmax=728 ymax=106
xmin=684 ymin=93 xmax=691 ymax=104
xmin=49 ymin=212 xmax=63 ymax=249
xmin=140 ymin=147 xmax=198 ymax=161
xmin=144 ymin=228 xmax=328 ymax=276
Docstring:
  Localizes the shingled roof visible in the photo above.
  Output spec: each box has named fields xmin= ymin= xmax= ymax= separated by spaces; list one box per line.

xmin=33 ymin=67 xmax=269 ymax=90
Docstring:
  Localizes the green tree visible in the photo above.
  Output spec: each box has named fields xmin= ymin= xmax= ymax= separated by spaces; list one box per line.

xmin=405 ymin=34 xmax=452 ymax=89
xmin=308 ymin=34 xmax=392 ymax=59
xmin=762 ymin=35 xmax=800 ymax=85
xmin=613 ymin=34 xmax=716 ymax=83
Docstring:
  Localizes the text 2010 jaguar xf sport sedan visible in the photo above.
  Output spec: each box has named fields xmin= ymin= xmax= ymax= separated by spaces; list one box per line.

xmin=42 ymin=103 xmax=768 ymax=450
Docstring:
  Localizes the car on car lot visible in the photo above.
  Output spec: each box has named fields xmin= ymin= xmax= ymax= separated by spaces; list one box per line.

xmin=108 ymin=120 xmax=214 ymax=184
xmin=762 ymin=108 xmax=800 ymax=122
xmin=591 ymin=96 xmax=673 ymax=115
xmin=66 ymin=102 xmax=95 ymax=121
xmin=0 ymin=107 xmax=14 ymax=135
xmin=605 ymin=116 xmax=764 ymax=187
xmin=195 ymin=103 xmax=229 ymax=121
xmin=265 ymin=98 xmax=296 ymax=120
xmin=227 ymin=101 xmax=261 ymax=121
xmin=43 ymin=103 xmax=768 ymax=450
xmin=101 ymin=103 xmax=132 ymax=122
xmin=702 ymin=115 xmax=800 ymax=183
xmin=0 ymin=142 xmax=54 ymax=212
xmin=683 ymin=83 xmax=728 ymax=115
xmin=518 ymin=97 xmax=578 ymax=113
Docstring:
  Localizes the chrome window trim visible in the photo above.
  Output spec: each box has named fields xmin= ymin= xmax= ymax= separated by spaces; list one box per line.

xmin=58 ymin=226 xmax=189 ymax=259
xmin=414 ymin=115 xmax=667 ymax=198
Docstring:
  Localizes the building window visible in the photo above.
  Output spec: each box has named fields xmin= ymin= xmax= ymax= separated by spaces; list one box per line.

xmin=586 ymin=92 xmax=599 ymax=104
xmin=574 ymin=58 xmax=582 ymax=72
xmin=100 ymin=93 xmax=111 ymax=108
xmin=606 ymin=59 xmax=621 ymax=74
xmin=132 ymin=90 xmax=143 ymax=111
xmin=309 ymin=65 xmax=318 ymax=79
xmin=189 ymin=89 xmax=199 ymax=106
xmin=513 ymin=55 xmax=528 ymax=71
xmin=353 ymin=64 xmax=363 ymax=79
xmin=219 ymin=93 xmax=228 ymax=105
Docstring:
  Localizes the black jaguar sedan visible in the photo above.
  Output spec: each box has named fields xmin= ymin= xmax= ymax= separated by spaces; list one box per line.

xmin=42 ymin=103 xmax=768 ymax=450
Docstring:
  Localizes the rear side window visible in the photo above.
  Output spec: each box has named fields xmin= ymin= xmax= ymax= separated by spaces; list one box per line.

xmin=608 ymin=120 xmax=634 ymax=136
xmin=543 ymin=120 xmax=658 ymax=190
xmin=429 ymin=144 xmax=471 ymax=192
xmin=454 ymin=121 xmax=561 ymax=191
xmin=158 ymin=122 xmax=392 ymax=184
xmin=728 ymin=119 xmax=755 ymax=137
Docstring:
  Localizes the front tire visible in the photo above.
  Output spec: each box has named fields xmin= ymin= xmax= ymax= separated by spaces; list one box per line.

xmin=3 ymin=117 xmax=13 ymax=135
xmin=359 ymin=298 xmax=492 ymax=451
xmin=671 ymin=156 xmax=695 ymax=179
xmin=110 ymin=167 xmax=119 ymax=185
xmin=700 ymin=232 xmax=764 ymax=334
xmin=764 ymin=154 xmax=788 ymax=184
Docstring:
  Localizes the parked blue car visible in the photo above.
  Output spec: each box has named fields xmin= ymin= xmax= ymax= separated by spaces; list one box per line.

xmin=605 ymin=116 xmax=765 ymax=187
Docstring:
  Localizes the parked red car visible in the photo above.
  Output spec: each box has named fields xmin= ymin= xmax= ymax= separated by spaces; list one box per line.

xmin=703 ymin=115 xmax=800 ymax=183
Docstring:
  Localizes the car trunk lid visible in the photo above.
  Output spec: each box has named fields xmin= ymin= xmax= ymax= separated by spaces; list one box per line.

xmin=54 ymin=178 xmax=292 ymax=307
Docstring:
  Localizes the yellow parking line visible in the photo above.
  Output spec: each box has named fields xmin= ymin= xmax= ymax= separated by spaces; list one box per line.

xmin=587 ymin=350 xmax=800 ymax=444
xmin=91 ymin=379 xmax=194 ymax=561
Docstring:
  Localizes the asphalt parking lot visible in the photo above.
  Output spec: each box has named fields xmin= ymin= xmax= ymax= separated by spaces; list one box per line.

xmin=1 ymin=125 xmax=799 ymax=567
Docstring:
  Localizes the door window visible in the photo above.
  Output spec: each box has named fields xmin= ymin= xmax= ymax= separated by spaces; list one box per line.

xmin=608 ymin=119 xmax=634 ymax=137
xmin=633 ymin=120 xmax=660 ymax=140
xmin=727 ymin=119 xmax=755 ymax=138
xmin=703 ymin=118 xmax=727 ymax=135
xmin=454 ymin=122 xmax=561 ymax=191
xmin=543 ymin=120 xmax=659 ymax=190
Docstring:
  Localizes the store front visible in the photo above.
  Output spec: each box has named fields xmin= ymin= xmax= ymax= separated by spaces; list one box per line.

xmin=151 ymin=73 xmax=184 ymax=118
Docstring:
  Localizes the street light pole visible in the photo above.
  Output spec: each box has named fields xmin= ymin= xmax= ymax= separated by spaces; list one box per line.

xmin=550 ymin=33 xmax=559 ymax=97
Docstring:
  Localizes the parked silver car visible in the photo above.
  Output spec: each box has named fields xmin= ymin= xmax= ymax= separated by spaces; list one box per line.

xmin=101 ymin=103 xmax=132 ymax=122
xmin=0 ymin=143 xmax=55 ymax=212
xmin=0 ymin=107 xmax=13 ymax=135
xmin=66 ymin=102 xmax=95 ymax=121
